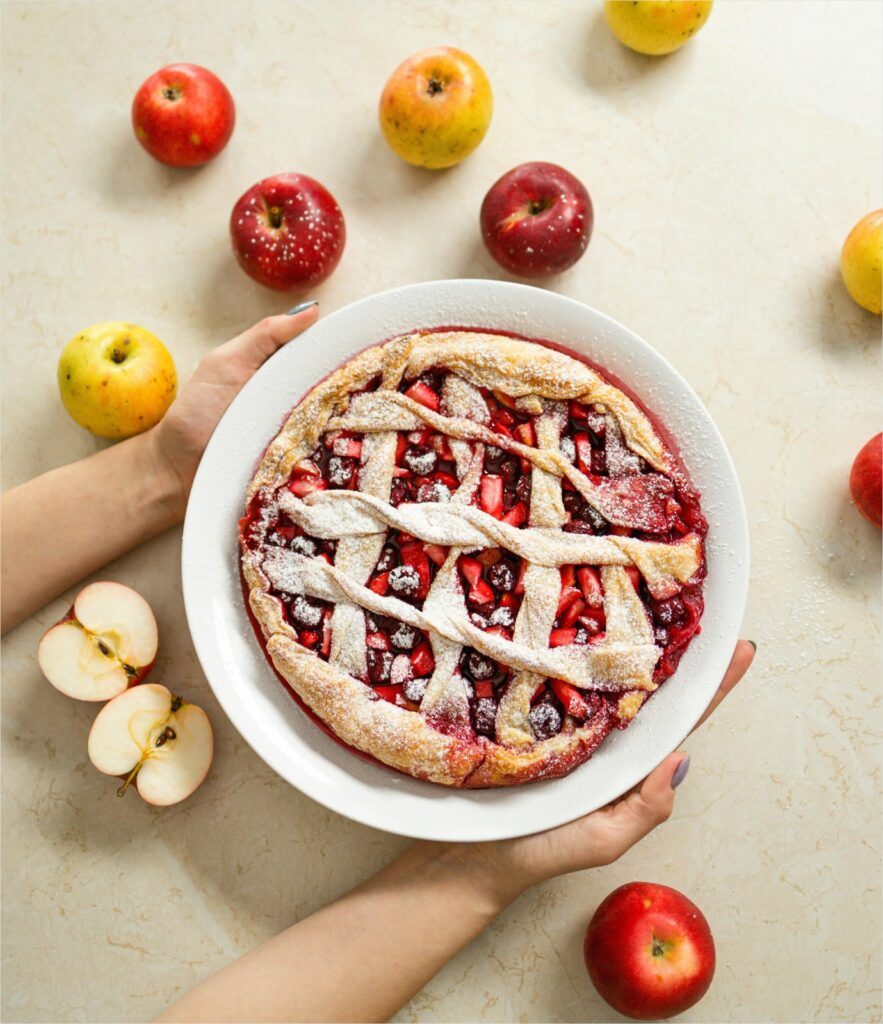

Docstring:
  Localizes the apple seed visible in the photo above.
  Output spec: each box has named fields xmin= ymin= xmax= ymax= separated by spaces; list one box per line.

xmin=154 ymin=726 xmax=177 ymax=748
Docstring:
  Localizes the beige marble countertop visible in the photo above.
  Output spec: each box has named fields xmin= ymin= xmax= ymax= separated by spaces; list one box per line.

xmin=2 ymin=1 xmax=881 ymax=1021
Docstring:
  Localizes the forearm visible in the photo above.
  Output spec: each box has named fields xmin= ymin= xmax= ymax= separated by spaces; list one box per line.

xmin=158 ymin=842 xmax=526 ymax=1024
xmin=1 ymin=429 xmax=180 ymax=634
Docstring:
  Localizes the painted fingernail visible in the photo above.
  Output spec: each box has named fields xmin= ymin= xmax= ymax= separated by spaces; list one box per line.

xmin=748 ymin=640 xmax=757 ymax=652
xmin=287 ymin=300 xmax=318 ymax=315
xmin=671 ymin=755 xmax=690 ymax=789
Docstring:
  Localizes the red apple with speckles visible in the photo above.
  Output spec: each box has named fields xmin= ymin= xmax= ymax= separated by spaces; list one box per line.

xmin=480 ymin=161 xmax=593 ymax=277
xmin=583 ymin=882 xmax=716 ymax=1020
xmin=849 ymin=432 xmax=882 ymax=529
xmin=230 ymin=173 xmax=346 ymax=291
xmin=132 ymin=63 xmax=235 ymax=168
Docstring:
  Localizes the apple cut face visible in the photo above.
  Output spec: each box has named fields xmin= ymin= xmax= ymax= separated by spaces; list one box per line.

xmin=88 ymin=683 xmax=213 ymax=806
xmin=37 ymin=581 xmax=158 ymax=701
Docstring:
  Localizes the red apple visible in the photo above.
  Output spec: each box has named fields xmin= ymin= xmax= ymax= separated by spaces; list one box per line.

xmin=850 ymin=432 xmax=882 ymax=529
xmin=480 ymin=161 xmax=593 ymax=277
xmin=583 ymin=881 xmax=716 ymax=1020
xmin=132 ymin=63 xmax=235 ymax=168
xmin=230 ymin=173 xmax=346 ymax=291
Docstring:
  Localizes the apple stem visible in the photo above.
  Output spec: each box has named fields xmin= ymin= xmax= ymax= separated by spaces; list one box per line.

xmin=267 ymin=206 xmax=284 ymax=229
xmin=528 ymin=198 xmax=552 ymax=216
xmin=117 ymin=761 xmax=143 ymax=798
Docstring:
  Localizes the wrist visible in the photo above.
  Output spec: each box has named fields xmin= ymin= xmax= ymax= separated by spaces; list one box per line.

xmin=138 ymin=428 xmax=188 ymax=525
xmin=423 ymin=842 xmax=534 ymax=913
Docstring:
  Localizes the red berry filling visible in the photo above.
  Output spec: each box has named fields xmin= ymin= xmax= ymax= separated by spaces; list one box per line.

xmin=290 ymin=429 xmax=367 ymax=494
xmin=389 ymin=411 xmax=460 ymax=507
xmin=363 ymin=610 xmax=434 ymax=706
xmin=458 ymin=646 xmax=513 ymax=736
xmin=457 ymin=552 xmax=523 ymax=634
xmin=367 ymin=532 xmax=442 ymax=605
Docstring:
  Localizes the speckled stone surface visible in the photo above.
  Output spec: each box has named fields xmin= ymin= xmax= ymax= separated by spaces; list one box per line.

xmin=1 ymin=2 xmax=880 ymax=1021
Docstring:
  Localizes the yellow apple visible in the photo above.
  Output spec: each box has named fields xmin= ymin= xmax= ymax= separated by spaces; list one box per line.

xmin=379 ymin=46 xmax=493 ymax=169
xmin=603 ymin=1 xmax=713 ymax=56
xmin=840 ymin=209 xmax=882 ymax=315
xmin=57 ymin=322 xmax=177 ymax=439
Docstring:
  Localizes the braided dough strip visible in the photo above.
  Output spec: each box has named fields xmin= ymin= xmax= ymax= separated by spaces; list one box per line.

xmin=250 ymin=562 xmax=624 ymax=786
xmin=260 ymin=547 xmax=660 ymax=692
xmin=327 ymin=391 xmax=674 ymax=531
xmin=277 ymin=489 xmax=700 ymax=600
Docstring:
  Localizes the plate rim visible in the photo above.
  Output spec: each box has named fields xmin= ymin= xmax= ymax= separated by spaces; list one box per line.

xmin=182 ymin=279 xmax=749 ymax=842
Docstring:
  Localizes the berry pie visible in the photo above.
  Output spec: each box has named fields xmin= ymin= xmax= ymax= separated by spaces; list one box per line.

xmin=240 ymin=330 xmax=707 ymax=787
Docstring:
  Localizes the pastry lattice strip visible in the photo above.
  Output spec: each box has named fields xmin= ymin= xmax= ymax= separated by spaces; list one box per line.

xmin=261 ymin=545 xmax=660 ymax=694
xmin=327 ymin=391 xmax=675 ymax=531
xmin=277 ymin=490 xmax=700 ymax=600
xmin=497 ymin=404 xmax=570 ymax=746
xmin=418 ymin=375 xmax=491 ymax=727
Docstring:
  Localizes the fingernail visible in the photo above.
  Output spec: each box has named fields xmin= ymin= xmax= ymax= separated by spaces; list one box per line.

xmin=748 ymin=640 xmax=757 ymax=652
xmin=287 ymin=300 xmax=318 ymax=315
xmin=671 ymin=755 xmax=690 ymax=789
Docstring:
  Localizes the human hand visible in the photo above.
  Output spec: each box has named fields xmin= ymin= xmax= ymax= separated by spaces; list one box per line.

xmin=459 ymin=640 xmax=756 ymax=903
xmin=146 ymin=302 xmax=320 ymax=519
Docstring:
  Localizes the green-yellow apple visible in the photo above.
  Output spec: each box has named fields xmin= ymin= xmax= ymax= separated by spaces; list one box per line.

xmin=604 ymin=1 xmax=713 ymax=56
xmin=840 ymin=209 xmax=882 ymax=315
xmin=57 ymin=322 xmax=177 ymax=439
xmin=379 ymin=46 xmax=492 ymax=169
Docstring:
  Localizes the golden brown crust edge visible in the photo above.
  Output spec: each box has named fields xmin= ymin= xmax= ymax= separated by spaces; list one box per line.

xmin=266 ymin=632 xmax=618 ymax=790
xmin=266 ymin=634 xmax=485 ymax=786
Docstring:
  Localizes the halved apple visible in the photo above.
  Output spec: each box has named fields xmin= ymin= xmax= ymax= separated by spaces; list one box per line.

xmin=37 ymin=581 xmax=158 ymax=701
xmin=88 ymin=683 xmax=213 ymax=806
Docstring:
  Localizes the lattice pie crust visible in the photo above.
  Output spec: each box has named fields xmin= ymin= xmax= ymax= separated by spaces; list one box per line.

xmin=241 ymin=331 xmax=706 ymax=787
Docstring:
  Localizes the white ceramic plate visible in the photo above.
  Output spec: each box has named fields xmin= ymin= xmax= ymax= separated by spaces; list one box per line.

xmin=182 ymin=280 xmax=748 ymax=842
